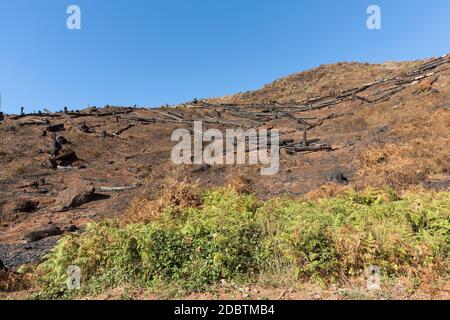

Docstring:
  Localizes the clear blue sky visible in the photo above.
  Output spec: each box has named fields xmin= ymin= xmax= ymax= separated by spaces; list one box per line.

xmin=0 ymin=0 xmax=449 ymax=114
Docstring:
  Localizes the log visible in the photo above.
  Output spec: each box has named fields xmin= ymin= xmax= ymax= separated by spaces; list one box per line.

xmin=120 ymin=114 xmax=164 ymax=124
xmin=151 ymin=109 xmax=184 ymax=122
xmin=51 ymin=150 xmax=76 ymax=162
xmin=61 ymin=114 xmax=91 ymax=133
xmin=192 ymin=55 xmax=450 ymax=115
xmin=99 ymin=186 xmax=135 ymax=192
xmin=46 ymin=123 xmax=65 ymax=132
xmin=57 ymin=166 xmax=77 ymax=172
xmin=285 ymin=143 xmax=333 ymax=153
xmin=68 ymin=109 xmax=134 ymax=118
xmin=114 ymin=125 xmax=135 ymax=136
xmin=24 ymin=225 xmax=63 ymax=243
xmin=189 ymin=116 xmax=242 ymax=126
xmin=18 ymin=119 xmax=47 ymax=126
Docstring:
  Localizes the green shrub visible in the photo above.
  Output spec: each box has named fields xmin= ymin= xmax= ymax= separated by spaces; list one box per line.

xmin=36 ymin=188 xmax=450 ymax=299
xmin=37 ymin=189 xmax=262 ymax=298
xmin=256 ymin=190 xmax=450 ymax=282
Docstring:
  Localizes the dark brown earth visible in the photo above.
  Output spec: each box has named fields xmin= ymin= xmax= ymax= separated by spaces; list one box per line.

xmin=0 ymin=54 xmax=449 ymax=271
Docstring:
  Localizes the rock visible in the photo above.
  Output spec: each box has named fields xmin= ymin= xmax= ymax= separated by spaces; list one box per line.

xmin=64 ymin=224 xmax=79 ymax=232
xmin=328 ymin=172 xmax=349 ymax=185
xmin=56 ymin=136 xmax=70 ymax=145
xmin=14 ymin=199 xmax=39 ymax=213
xmin=0 ymin=258 xmax=6 ymax=271
xmin=55 ymin=182 xmax=95 ymax=210
xmin=23 ymin=225 xmax=63 ymax=243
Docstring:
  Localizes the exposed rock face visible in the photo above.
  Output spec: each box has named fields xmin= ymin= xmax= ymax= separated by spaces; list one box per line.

xmin=0 ymin=258 xmax=5 ymax=271
xmin=55 ymin=183 xmax=95 ymax=211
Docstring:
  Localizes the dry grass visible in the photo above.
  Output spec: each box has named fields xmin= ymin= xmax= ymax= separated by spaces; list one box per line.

xmin=225 ymin=170 xmax=254 ymax=194
xmin=354 ymin=87 xmax=450 ymax=189
xmin=208 ymin=61 xmax=421 ymax=105
xmin=124 ymin=178 xmax=203 ymax=224
xmin=305 ymin=183 xmax=352 ymax=200
xmin=125 ymin=170 xmax=255 ymax=224
xmin=357 ymin=141 xmax=449 ymax=189
xmin=0 ymin=270 xmax=35 ymax=292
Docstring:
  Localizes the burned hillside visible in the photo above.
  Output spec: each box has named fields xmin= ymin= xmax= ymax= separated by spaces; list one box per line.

xmin=0 ymin=54 xmax=449 ymax=271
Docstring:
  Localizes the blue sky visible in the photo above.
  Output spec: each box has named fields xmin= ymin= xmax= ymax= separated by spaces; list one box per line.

xmin=0 ymin=0 xmax=449 ymax=114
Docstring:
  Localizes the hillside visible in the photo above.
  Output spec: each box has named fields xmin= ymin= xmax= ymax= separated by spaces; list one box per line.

xmin=0 ymin=54 xmax=449 ymax=299
xmin=207 ymin=61 xmax=422 ymax=104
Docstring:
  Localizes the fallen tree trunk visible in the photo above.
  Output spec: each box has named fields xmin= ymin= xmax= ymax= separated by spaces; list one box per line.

xmin=113 ymin=125 xmax=135 ymax=136
xmin=285 ymin=143 xmax=333 ymax=154
xmin=61 ymin=114 xmax=91 ymax=133
xmin=46 ymin=123 xmax=65 ymax=132
xmin=52 ymin=150 xmax=76 ymax=162
xmin=150 ymin=109 xmax=184 ymax=122
xmin=99 ymin=186 xmax=136 ymax=192
xmin=24 ymin=225 xmax=63 ymax=243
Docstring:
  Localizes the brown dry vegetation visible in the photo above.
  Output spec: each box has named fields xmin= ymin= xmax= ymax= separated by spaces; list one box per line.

xmin=355 ymin=85 xmax=450 ymax=189
xmin=125 ymin=178 xmax=203 ymax=224
xmin=207 ymin=61 xmax=422 ymax=105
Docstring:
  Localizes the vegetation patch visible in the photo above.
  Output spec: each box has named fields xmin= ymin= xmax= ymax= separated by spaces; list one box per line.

xmin=36 ymin=188 xmax=449 ymax=299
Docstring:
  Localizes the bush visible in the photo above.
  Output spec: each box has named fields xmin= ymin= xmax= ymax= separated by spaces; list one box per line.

xmin=37 ymin=188 xmax=262 ymax=298
xmin=256 ymin=189 xmax=449 ymax=282
xmin=36 ymin=188 xmax=450 ymax=299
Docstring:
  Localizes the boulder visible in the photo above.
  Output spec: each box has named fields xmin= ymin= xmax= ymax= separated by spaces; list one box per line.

xmin=55 ymin=182 xmax=95 ymax=211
